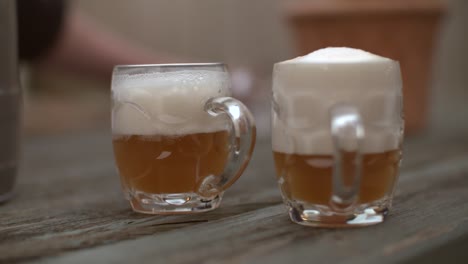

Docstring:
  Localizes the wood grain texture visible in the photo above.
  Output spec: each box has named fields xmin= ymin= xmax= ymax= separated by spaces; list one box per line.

xmin=0 ymin=132 xmax=279 ymax=263
xmin=1 ymin=131 xmax=468 ymax=263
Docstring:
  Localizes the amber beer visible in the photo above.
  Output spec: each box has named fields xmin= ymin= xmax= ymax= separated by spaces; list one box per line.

xmin=113 ymin=131 xmax=230 ymax=195
xmin=273 ymin=150 xmax=401 ymax=205
xmin=111 ymin=64 xmax=256 ymax=214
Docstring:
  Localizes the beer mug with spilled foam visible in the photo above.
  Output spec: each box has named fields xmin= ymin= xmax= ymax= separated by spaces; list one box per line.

xmin=112 ymin=63 xmax=256 ymax=214
xmin=272 ymin=48 xmax=403 ymax=227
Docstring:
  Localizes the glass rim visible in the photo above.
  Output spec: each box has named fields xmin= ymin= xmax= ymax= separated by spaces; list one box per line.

xmin=114 ymin=62 xmax=225 ymax=70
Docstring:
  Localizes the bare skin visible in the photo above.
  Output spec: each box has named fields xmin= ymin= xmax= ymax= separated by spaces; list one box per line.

xmin=37 ymin=9 xmax=186 ymax=81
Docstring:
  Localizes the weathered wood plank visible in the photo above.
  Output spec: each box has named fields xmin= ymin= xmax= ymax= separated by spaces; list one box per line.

xmin=0 ymin=133 xmax=279 ymax=263
xmin=1 ymin=131 xmax=468 ymax=263
xmin=37 ymin=151 xmax=468 ymax=264
xmin=401 ymin=233 xmax=468 ymax=263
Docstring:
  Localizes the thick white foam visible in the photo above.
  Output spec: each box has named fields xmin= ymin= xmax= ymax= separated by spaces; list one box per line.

xmin=281 ymin=47 xmax=390 ymax=64
xmin=272 ymin=47 xmax=403 ymax=155
xmin=112 ymin=70 xmax=231 ymax=135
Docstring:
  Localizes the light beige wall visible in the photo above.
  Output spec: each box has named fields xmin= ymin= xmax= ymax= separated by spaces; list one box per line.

xmin=26 ymin=0 xmax=467 ymax=136
xmin=430 ymin=0 xmax=468 ymax=132
xmin=75 ymin=0 xmax=295 ymax=75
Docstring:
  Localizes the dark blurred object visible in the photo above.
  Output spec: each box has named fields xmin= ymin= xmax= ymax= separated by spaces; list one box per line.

xmin=0 ymin=0 xmax=21 ymax=202
xmin=17 ymin=0 xmax=66 ymax=61
xmin=285 ymin=0 xmax=446 ymax=134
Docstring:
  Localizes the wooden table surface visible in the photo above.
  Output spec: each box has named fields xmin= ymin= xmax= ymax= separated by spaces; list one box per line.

xmin=1 ymin=130 xmax=468 ymax=263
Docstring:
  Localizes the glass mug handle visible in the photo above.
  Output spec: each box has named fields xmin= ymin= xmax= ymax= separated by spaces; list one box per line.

xmin=329 ymin=104 xmax=365 ymax=211
xmin=200 ymin=97 xmax=256 ymax=196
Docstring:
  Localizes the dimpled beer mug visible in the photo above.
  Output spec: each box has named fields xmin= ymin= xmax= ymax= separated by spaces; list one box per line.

xmin=112 ymin=63 xmax=256 ymax=214
xmin=272 ymin=48 xmax=403 ymax=227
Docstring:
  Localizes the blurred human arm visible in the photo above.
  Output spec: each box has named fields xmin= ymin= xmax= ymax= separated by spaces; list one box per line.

xmin=38 ymin=9 xmax=183 ymax=80
xmin=17 ymin=0 xmax=249 ymax=98
xmin=18 ymin=0 xmax=183 ymax=81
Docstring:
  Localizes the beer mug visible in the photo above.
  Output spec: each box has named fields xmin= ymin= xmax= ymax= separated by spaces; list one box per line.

xmin=272 ymin=48 xmax=403 ymax=227
xmin=112 ymin=63 xmax=256 ymax=214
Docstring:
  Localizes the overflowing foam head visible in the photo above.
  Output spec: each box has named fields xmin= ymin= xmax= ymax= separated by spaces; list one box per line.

xmin=112 ymin=69 xmax=231 ymax=136
xmin=272 ymin=47 xmax=403 ymax=155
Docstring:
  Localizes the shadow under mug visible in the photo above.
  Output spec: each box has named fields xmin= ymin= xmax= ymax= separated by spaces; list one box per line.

xmin=111 ymin=63 xmax=256 ymax=214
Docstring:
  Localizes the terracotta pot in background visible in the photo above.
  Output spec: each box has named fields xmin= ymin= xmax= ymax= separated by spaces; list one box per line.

xmin=285 ymin=0 xmax=446 ymax=134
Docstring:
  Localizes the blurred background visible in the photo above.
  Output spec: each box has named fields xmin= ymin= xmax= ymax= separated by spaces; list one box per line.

xmin=22 ymin=0 xmax=466 ymax=139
